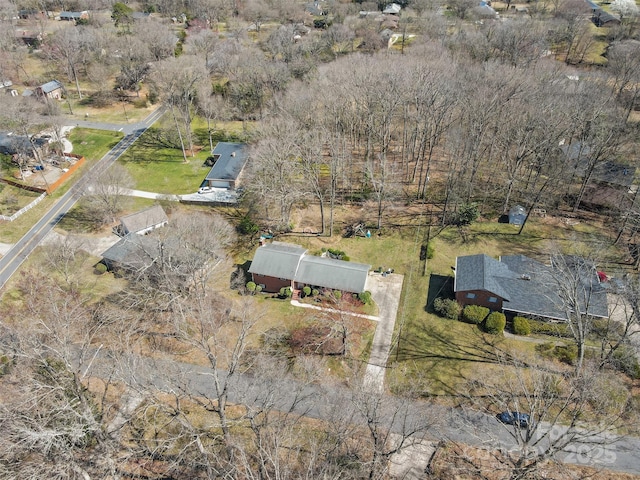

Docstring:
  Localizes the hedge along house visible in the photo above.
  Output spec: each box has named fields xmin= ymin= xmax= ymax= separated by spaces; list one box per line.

xmin=201 ymin=142 xmax=249 ymax=190
xmin=248 ymin=241 xmax=371 ymax=294
xmin=454 ymin=254 xmax=609 ymax=321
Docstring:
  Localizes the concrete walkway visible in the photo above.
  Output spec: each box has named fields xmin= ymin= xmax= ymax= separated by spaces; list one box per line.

xmin=290 ymin=299 xmax=379 ymax=321
xmin=364 ymin=272 xmax=404 ymax=392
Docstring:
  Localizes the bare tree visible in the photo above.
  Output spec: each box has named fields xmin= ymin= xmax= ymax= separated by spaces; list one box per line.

xmin=247 ymin=118 xmax=306 ymax=230
xmin=462 ymin=353 xmax=628 ymax=480
xmin=85 ymin=162 xmax=134 ymax=224
xmin=151 ymin=55 xmax=208 ymax=161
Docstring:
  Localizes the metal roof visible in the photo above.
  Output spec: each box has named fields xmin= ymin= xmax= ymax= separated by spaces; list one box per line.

xmin=248 ymin=242 xmax=307 ymax=280
xmin=120 ymin=205 xmax=168 ymax=235
xmin=39 ymin=80 xmax=63 ymax=94
xmin=296 ymin=255 xmax=371 ymax=293
xmin=205 ymin=142 xmax=249 ymax=182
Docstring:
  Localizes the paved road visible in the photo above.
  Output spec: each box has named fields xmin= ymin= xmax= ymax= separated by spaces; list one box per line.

xmin=0 ymin=106 xmax=166 ymax=291
xmin=83 ymin=348 xmax=640 ymax=476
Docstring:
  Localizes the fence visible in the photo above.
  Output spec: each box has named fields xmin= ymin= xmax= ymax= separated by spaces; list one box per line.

xmin=46 ymin=154 xmax=85 ymax=194
xmin=0 ymin=191 xmax=47 ymax=222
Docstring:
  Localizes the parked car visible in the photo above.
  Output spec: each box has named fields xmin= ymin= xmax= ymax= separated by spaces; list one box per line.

xmin=198 ymin=186 xmax=214 ymax=194
xmin=497 ymin=411 xmax=533 ymax=428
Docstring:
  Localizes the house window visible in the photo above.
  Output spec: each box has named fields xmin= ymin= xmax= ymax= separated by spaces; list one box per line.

xmin=466 ymin=293 xmax=476 ymax=299
xmin=488 ymin=297 xmax=498 ymax=303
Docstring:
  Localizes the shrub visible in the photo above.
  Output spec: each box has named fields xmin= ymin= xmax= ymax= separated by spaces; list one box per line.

xmin=536 ymin=343 xmax=577 ymax=365
xmin=302 ymin=286 xmax=312 ymax=297
xmin=95 ymin=263 xmax=107 ymax=275
xmin=246 ymin=281 xmax=256 ymax=293
xmin=484 ymin=312 xmax=506 ymax=334
xmin=462 ymin=305 xmax=489 ymax=324
xmin=255 ymin=284 xmax=262 ymax=293
xmin=512 ymin=316 xmax=531 ymax=336
xmin=279 ymin=286 xmax=292 ymax=298
xmin=420 ymin=242 xmax=435 ymax=261
xmin=312 ymin=289 xmax=319 ymax=296
xmin=433 ymin=297 xmax=461 ymax=320
xmin=358 ymin=290 xmax=372 ymax=305
xmin=528 ymin=319 xmax=571 ymax=337
xmin=611 ymin=346 xmax=640 ymax=379
xmin=238 ymin=215 xmax=259 ymax=235
xmin=554 ymin=345 xmax=578 ymax=365
xmin=333 ymin=290 xmax=342 ymax=301
xmin=261 ymin=327 xmax=290 ymax=356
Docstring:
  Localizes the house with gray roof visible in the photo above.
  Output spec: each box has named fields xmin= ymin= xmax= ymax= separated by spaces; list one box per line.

xmin=115 ymin=205 xmax=168 ymax=237
xmin=101 ymin=234 xmax=158 ymax=273
xmin=59 ymin=10 xmax=89 ymax=21
xmin=454 ymin=253 xmax=608 ymax=321
xmin=248 ymin=241 xmax=371 ymax=294
xmin=35 ymin=80 xmax=64 ymax=100
xmin=202 ymin=142 xmax=249 ymax=190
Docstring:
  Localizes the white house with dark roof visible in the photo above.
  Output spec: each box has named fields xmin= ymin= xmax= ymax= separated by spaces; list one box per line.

xmin=202 ymin=142 xmax=249 ymax=190
xmin=454 ymin=253 xmax=609 ymax=321
xmin=248 ymin=241 xmax=371 ymax=294
xmin=114 ymin=205 xmax=168 ymax=237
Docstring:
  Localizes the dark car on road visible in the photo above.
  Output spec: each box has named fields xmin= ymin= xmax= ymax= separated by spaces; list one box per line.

xmin=497 ymin=411 xmax=533 ymax=428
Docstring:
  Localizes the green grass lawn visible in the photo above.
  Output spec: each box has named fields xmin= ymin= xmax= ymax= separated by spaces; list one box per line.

xmin=256 ymin=213 xmax=625 ymax=397
xmin=117 ymin=128 xmax=213 ymax=194
xmin=68 ymin=128 xmax=124 ymax=160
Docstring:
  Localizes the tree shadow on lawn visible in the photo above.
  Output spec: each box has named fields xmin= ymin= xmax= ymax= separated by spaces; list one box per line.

xmin=425 ymin=274 xmax=453 ymax=313
xmin=396 ymin=319 xmax=534 ymax=396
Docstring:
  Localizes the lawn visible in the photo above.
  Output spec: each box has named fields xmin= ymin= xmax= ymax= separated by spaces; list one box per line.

xmin=117 ymin=128 xmax=214 ymax=195
xmin=0 ymin=182 xmax=42 ymax=216
xmin=249 ymin=205 xmax=626 ymax=397
xmin=67 ymin=128 xmax=124 ymax=160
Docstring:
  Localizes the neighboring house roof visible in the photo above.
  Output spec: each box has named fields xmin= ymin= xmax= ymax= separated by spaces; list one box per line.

xmin=455 ymin=254 xmax=609 ymax=320
xmin=60 ymin=11 xmax=87 ymax=18
xmin=205 ymin=142 xmax=249 ymax=183
xmin=248 ymin=241 xmax=307 ymax=280
xmin=0 ymin=132 xmax=47 ymax=155
xmin=454 ymin=254 xmax=514 ymax=301
xmin=119 ymin=205 xmax=168 ymax=235
xmin=296 ymin=255 xmax=371 ymax=293
xmin=383 ymin=3 xmax=401 ymax=14
xmin=38 ymin=80 xmax=63 ymax=94
xmin=101 ymin=234 xmax=158 ymax=271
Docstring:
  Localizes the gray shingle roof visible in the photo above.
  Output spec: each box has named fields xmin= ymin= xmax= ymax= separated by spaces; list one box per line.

xmin=120 ymin=205 xmax=168 ymax=235
xmin=296 ymin=255 xmax=371 ymax=293
xmin=248 ymin=242 xmax=307 ymax=280
xmin=206 ymin=142 xmax=249 ymax=182
xmin=101 ymin=234 xmax=158 ymax=270
xmin=455 ymin=253 xmax=609 ymax=320
xmin=454 ymin=254 xmax=515 ymax=301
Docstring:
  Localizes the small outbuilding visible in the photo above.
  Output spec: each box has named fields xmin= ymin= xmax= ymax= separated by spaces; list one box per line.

xmin=35 ymin=80 xmax=64 ymax=100
xmin=508 ymin=205 xmax=526 ymax=225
